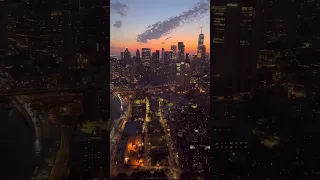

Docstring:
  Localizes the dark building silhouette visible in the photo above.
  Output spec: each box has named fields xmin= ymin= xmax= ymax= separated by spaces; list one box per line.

xmin=69 ymin=130 xmax=108 ymax=180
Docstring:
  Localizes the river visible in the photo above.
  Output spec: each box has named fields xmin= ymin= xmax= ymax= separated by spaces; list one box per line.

xmin=0 ymin=104 xmax=36 ymax=180
xmin=110 ymin=95 xmax=121 ymax=124
xmin=0 ymin=95 xmax=122 ymax=179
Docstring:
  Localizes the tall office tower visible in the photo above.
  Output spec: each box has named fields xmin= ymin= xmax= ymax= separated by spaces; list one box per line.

xmin=178 ymin=42 xmax=185 ymax=61
xmin=197 ymin=29 xmax=205 ymax=58
xmin=123 ymin=47 xmax=131 ymax=65
xmin=135 ymin=48 xmax=140 ymax=65
xmin=262 ymin=0 xmax=298 ymax=43
xmin=69 ymin=130 xmax=108 ymax=179
xmin=171 ymin=45 xmax=177 ymax=61
xmin=141 ymin=48 xmax=151 ymax=67
xmin=120 ymin=52 xmax=124 ymax=60
xmin=152 ymin=52 xmax=156 ymax=61
xmin=155 ymin=50 xmax=160 ymax=60
xmin=161 ymin=48 xmax=164 ymax=61
xmin=5 ymin=2 xmax=20 ymax=54
xmin=175 ymin=42 xmax=189 ymax=90
xmin=81 ymin=2 xmax=109 ymax=68
xmin=164 ymin=51 xmax=172 ymax=61
xmin=296 ymin=0 xmax=320 ymax=45
xmin=136 ymin=49 xmax=140 ymax=59
xmin=83 ymin=86 xmax=103 ymax=120
xmin=195 ymin=29 xmax=206 ymax=75
xmin=141 ymin=48 xmax=151 ymax=83
xmin=201 ymin=45 xmax=206 ymax=60
xmin=51 ymin=10 xmax=65 ymax=61
xmin=0 ymin=1 xmax=17 ymax=54
xmin=212 ymin=1 xmax=260 ymax=96
xmin=200 ymin=45 xmax=207 ymax=74
xmin=211 ymin=1 xmax=264 ymax=179
xmin=184 ymin=53 xmax=192 ymax=90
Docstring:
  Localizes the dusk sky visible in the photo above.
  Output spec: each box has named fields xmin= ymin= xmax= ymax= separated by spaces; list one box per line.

xmin=110 ymin=0 xmax=210 ymax=56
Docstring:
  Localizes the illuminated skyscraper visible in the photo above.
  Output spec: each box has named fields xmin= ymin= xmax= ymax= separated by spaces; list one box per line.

xmin=195 ymin=29 xmax=206 ymax=75
xmin=171 ymin=45 xmax=177 ymax=61
xmin=141 ymin=48 xmax=151 ymax=67
xmin=175 ymin=42 xmax=190 ymax=90
xmin=178 ymin=42 xmax=185 ymax=61
xmin=197 ymin=28 xmax=205 ymax=58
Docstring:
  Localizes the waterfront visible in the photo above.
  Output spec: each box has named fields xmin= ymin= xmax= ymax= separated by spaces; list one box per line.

xmin=110 ymin=95 xmax=122 ymax=124
xmin=0 ymin=105 xmax=36 ymax=179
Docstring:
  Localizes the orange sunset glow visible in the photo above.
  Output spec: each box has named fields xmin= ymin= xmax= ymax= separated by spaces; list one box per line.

xmin=110 ymin=0 xmax=210 ymax=56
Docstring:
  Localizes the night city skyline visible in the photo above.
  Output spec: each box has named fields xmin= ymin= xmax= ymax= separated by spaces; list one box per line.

xmin=1 ymin=0 xmax=320 ymax=180
xmin=110 ymin=0 xmax=210 ymax=55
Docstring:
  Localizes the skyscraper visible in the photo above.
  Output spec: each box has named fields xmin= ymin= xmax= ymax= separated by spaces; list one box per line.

xmin=197 ymin=29 xmax=205 ymax=58
xmin=135 ymin=48 xmax=141 ymax=66
xmin=141 ymin=48 xmax=151 ymax=67
xmin=123 ymin=47 xmax=131 ymax=65
xmin=161 ymin=48 xmax=164 ymax=61
xmin=212 ymin=2 xmax=258 ymax=95
xmin=195 ymin=29 xmax=206 ymax=75
xmin=136 ymin=48 xmax=140 ymax=59
xmin=171 ymin=45 xmax=177 ymax=61
xmin=175 ymin=42 xmax=190 ymax=90
xmin=155 ymin=50 xmax=160 ymax=60
xmin=178 ymin=42 xmax=185 ymax=61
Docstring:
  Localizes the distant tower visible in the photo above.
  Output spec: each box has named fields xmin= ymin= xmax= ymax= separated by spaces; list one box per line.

xmin=120 ymin=51 xmax=124 ymax=60
xmin=178 ymin=42 xmax=185 ymax=62
xmin=161 ymin=48 xmax=164 ymax=62
xmin=171 ymin=45 xmax=177 ymax=61
xmin=175 ymin=42 xmax=189 ymax=90
xmin=155 ymin=50 xmax=160 ymax=60
xmin=123 ymin=47 xmax=131 ymax=65
xmin=197 ymin=26 xmax=204 ymax=58
xmin=141 ymin=48 xmax=151 ymax=67
xmin=136 ymin=49 xmax=140 ymax=59
xmin=135 ymin=49 xmax=141 ymax=65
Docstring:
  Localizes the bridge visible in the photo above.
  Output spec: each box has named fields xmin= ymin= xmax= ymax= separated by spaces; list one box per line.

xmin=112 ymin=84 xmax=174 ymax=95
xmin=0 ymin=84 xmax=109 ymax=96
xmin=0 ymin=84 xmax=174 ymax=96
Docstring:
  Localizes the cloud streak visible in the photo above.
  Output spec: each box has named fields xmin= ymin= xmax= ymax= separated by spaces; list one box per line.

xmin=162 ymin=37 xmax=172 ymax=44
xmin=114 ymin=21 xmax=122 ymax=28
xmin=164 ymin=37 xmax=172 ymax=41
xmin=136 ymin=1 xmax=209 ymax=43
xmin=110 ymin=1 xmax=128 ymax=17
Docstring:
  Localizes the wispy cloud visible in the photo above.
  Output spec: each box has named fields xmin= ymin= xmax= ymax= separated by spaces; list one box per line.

xmin=136 ymin=1 xmax=209 ymax=43
xmin=162 ymin=37 xmax=172 ymax=44
xmin=114 ymin=21 xmax=122 ymax=28
xmin=110 ymin=1 xmax=128 ymax=17
xmin=164 ymin=37 xmax=172 ymax=41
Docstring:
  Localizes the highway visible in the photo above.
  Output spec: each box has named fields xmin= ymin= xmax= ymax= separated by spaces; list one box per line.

xmin=48 ymin=116 xmax=76 ymax=180
xmin=158 ymin=99 xmax=181 ymax=178
xmin=9 ymin=96 xmax=35 ymax=129
xmin=110 ymin=100 xmax=132 ymax=177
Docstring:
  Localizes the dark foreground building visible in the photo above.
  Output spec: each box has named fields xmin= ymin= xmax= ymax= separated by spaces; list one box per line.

xmin=69 ymin=130 xmax=108 ymax=180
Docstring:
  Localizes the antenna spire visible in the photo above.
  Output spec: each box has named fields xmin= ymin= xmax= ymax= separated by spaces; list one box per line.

xmin=200 ymin=25 xmax=204 ymax=34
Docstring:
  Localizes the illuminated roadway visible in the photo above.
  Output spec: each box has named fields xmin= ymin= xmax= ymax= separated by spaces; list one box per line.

xmin=159 ymin=98 xmax=181 ymax=178
xmin=110 ymin=98 xmax=132 ymax=177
